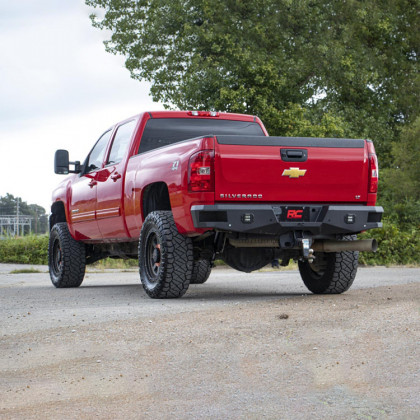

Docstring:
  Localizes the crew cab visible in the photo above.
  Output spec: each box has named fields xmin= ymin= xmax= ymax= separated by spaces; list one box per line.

xmin=49 ymin=111 xmax=383 ymax=298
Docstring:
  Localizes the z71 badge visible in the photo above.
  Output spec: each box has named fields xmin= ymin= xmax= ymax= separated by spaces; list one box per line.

xmin=171 ymin=160 xmax=179 ymax=171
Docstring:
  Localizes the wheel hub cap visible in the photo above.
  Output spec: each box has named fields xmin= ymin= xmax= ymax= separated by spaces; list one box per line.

xmin=152 ymin=247 xmax=161 ymax=265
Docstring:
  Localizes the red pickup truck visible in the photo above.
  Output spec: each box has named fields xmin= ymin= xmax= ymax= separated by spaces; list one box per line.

xmin=50 ymin=110 xmax=383 ymax=298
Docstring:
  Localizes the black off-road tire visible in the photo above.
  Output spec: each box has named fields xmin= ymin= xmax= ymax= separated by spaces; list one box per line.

xmin=48 ymin=222 xmax=86 ymax=288
xmin=138 ymin=211 xmax=193 ymax=298
xmin=298 ymin=236 xmax=359 ymax=294
xmin=190 ymin=259 xmax=212 ymax=284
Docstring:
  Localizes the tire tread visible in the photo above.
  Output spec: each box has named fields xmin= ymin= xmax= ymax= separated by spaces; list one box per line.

xmin=48 ymin=222 xmax=86 ymax=288
xmin=299 ymin=235 xmax=359 ymax=294
xmin=190 ymin=259 xmax=212 ymax=284
xmin=139 ymin=211 xmax=193 ymax=298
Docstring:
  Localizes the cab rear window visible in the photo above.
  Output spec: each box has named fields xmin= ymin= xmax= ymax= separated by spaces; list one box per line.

xmin=138 ymin=118 xmax=264 ymax=154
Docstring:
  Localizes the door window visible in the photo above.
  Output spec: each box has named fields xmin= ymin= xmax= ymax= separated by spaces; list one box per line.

xmin=107 ymin=120 xmax=137 ymax=165
xmin=86 ymin=130 xmax=112 ymax=173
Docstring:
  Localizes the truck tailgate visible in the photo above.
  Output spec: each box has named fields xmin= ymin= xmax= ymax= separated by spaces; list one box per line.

xmin=214 ymin=135 xmax=368 ymax=203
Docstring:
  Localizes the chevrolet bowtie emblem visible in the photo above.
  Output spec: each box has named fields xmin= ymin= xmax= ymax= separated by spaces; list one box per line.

xmin=282 ymin=167 xmax=307 ymax=178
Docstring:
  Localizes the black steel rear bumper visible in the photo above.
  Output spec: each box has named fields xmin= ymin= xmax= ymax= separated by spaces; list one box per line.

xmin=191 ymin=204 xmax=383 ymax=236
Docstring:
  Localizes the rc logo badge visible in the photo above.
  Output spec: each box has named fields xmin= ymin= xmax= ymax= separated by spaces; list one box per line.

xmin=282 ymin=167 xmax=307 ymax=178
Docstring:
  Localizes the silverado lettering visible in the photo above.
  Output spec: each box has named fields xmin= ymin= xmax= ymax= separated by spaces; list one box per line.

xmin=220 ymin=194 xmax=263 ymax=199
xmin=49 ymin=111 xmax=383 ymax=298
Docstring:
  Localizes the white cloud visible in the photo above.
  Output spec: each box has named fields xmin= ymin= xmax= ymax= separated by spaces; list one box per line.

xmin=0 ymin=0 xmax=164 ymax=213
xmin=0 ymin=1 xmax=156 ymax=123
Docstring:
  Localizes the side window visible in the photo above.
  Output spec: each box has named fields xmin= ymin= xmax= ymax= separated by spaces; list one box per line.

xmin=107 ymin=120 xmax=137 ymax=165
xmin=86 ymin=130 xmax=113 ymax=173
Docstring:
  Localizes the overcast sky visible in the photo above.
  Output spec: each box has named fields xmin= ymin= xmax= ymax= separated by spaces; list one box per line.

xmin=0 ymin=0 xmax=163 ymax=213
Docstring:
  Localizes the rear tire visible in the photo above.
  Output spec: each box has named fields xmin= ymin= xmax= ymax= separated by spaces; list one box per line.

xmin=139 ymin=211 xmax=193 ymax=298
xmin=190 ymin=259 xmax=212 ymax=284
xmin=48 ymin=223 xmax=86 ymax=288
xmin=298 ymin=236 xmax=359 ymax=294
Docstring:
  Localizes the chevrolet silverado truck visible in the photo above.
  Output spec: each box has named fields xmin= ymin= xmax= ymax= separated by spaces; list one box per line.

xmin=49 ymin=110 xmax=383 ymax=298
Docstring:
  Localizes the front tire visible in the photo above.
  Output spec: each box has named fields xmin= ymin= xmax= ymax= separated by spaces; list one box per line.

xmin=298 ymin=237 xmax=359 ymax=294
xmin=139 ymin=211 xmax=193 ymax=298
xmin=48 ymin=222 xmax=86 ymax=288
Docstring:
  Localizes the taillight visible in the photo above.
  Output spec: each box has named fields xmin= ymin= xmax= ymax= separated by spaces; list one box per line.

xmin=188 ymin=150 xmax=215 ymax=192
xmin=367 ymin=141 xmax=379 ymax=193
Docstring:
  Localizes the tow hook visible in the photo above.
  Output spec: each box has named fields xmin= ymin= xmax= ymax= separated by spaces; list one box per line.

xmin=300 ymin=238 xmax=315 ymax=263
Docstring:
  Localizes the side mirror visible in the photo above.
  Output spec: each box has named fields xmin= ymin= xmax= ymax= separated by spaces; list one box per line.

xmin=54 ymin=150 xmax=81 ymax=174
xmin=54 ymin=150 xmax=69 ymax=174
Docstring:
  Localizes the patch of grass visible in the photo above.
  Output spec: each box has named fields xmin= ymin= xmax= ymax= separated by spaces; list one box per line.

xmin=10 ymin=268 xmax=42 ymax=274
xmin=259 ymin=261 xmax=298 ymax=271
xmin=0 ymin=235 xmax=48 ymax=265
xmin=92 ymin=258 xmax=139 ymax=270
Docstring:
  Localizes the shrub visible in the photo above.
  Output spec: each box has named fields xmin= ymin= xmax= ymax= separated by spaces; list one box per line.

xmin=359 ymin=221 xmax=420 ymax=266
xmin=0 ymin=235 xmax=49 ymax=265
xmin=1 ymin=223 xmax=418 ymax=267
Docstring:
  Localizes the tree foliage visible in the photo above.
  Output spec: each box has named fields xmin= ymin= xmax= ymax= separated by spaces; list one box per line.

xmin=383 ymin=116 xmax=420 ymax=201
xmin=86 ymin=0 xmax=419 ymax=166
xmin=378 ymin=116 xmax=420 ymax=228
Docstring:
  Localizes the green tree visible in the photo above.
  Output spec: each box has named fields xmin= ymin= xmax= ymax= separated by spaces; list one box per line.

xmin=86 ymin=0 xmax=418 ymax=166
xmin=0 ymin=194 xmax=48 ymax=235
xmin=378 ymin=117 xmax=420 ymax=228
xmin=313 ymin=1 xmax=419 ymax=165
xmin=385 ymin=116 xmax=420 ymax=200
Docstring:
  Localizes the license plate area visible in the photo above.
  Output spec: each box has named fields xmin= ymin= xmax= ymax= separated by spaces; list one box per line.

xmin=275 ymin=205 xmax=324 ymax=222
xmin=283 ymin=206 xmax=309 ymax=221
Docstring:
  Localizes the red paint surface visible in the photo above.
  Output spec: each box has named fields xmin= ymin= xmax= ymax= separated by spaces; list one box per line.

xmin=214 ymin=143 xmax=369 ymax=203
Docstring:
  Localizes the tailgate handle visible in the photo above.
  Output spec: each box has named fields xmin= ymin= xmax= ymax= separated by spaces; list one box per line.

xmin=281 ymin=149 xmax=308 ymax=162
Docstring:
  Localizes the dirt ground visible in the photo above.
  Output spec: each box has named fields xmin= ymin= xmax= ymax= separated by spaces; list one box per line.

xmin=0 ymin=265 xmax=419 ymax=419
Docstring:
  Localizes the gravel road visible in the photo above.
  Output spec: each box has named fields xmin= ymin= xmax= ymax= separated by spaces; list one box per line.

xmin=1 ymin=264 xmax=419 ymax=419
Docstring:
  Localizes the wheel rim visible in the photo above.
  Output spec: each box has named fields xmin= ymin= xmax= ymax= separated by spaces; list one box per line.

xmin=307 ymin=253 xmax=328 ymax=278
xmin=145 ymin=231 xmax=162 ymax=283
xmin=52 ymin=238 xmax=63 ymax=276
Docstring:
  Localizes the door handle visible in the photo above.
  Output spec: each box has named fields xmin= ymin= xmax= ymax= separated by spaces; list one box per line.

xmin=88 ymin=180 xmax=97 ymax=188
xmin=281 ymin=149 xmax=308 ymax=162
xmin=287 ymin=150 xmax=303 ymax=158
xmin=111 ymin=172 xmax=122 ymax=181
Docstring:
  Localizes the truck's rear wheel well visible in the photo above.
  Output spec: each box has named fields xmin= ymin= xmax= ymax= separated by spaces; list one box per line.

xmin=142 ymin=182 xmax=171 ymax=218
xmin=50 ymin=201 xmax=66 ymax=230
